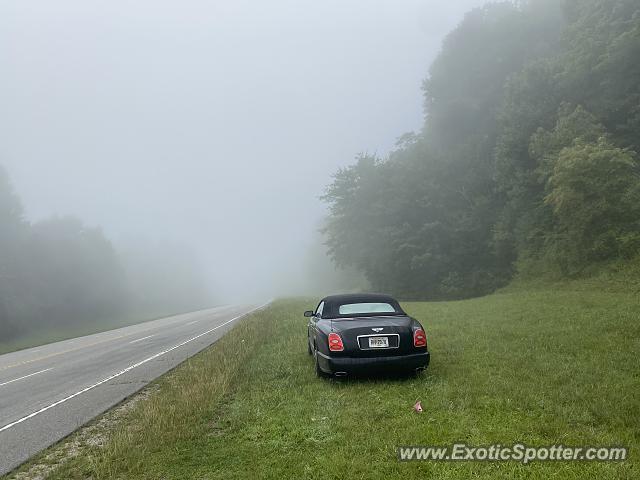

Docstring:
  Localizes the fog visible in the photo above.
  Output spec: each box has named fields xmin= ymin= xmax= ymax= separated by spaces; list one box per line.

xmin=0 ymin=0 xmax=487 ymax=304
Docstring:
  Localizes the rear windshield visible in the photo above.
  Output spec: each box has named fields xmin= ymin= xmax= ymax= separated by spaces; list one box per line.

xmin=338 ymin=302 xmax=397 ymax=315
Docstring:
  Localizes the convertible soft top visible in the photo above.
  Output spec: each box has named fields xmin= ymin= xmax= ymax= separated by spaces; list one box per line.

xmin=320 ymin=293 xmax=406 ymax=318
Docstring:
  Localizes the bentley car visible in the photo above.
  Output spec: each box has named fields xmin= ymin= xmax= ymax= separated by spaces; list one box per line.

xmin=305 ymin=293 xmax=430 ymax=377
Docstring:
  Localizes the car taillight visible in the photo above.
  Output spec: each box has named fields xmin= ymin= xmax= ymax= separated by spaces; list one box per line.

xmin=413 ymin=328 xmax=427 ymax=348
xmin=328 ymin=332 xmax=344 ymax=351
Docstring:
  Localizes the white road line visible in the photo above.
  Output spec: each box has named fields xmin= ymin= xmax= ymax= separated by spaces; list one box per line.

xmin=129 ymin=334 xmax=155 ymax=344
xmin=0 ymin=368 xmax=53 ymax=387
xmin=0 ymin=301 xmax=271 ymax=433
xmin=185 ymin=320 xmax=199 ymax=326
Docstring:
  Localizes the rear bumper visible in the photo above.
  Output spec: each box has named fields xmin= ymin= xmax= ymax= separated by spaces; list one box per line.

xmin=317 ymin=351 xmax=430 ymax=375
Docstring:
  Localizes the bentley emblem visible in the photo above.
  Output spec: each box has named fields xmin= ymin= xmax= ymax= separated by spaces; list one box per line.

xmin=371 ymin=328 xmax=384 ymax=332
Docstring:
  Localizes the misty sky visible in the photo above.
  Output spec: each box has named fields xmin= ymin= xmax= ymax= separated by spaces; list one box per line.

xmin=1 ymin=0 xmax=487 ymax=301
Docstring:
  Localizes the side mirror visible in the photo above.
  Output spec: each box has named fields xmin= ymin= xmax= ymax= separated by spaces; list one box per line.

xmin=304 ymin=310 xmax=314 ymax=318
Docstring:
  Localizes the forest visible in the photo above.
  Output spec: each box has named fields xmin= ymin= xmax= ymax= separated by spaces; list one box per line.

xmin=0 ymin=166 xmax=209 ymax=342
xmin=323 ymin=0 xmax=640 ymax=298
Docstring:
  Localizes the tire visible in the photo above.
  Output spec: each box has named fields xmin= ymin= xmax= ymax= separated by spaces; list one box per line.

xmin=314 ymin=346 xmax=328 ymax=378
xmin=307 ymin=333 xmax=313 ymax=355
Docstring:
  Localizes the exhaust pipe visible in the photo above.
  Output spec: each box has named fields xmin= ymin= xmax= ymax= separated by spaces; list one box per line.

xmin=334 ymin=371 xmax=348 ymax=377
xmin=415 ymin=367 xmax=425 ymax=374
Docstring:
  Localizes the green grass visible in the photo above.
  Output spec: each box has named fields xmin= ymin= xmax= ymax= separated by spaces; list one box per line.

xmin=8 ymin=288 xmax=639 ymax=479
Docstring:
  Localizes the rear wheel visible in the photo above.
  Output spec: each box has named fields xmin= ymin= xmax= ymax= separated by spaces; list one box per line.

xmin=314 ymin=346 xmax=328 ymax=378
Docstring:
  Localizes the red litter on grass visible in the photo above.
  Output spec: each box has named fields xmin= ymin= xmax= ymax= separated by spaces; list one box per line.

xmin=413 ymin=401 xmax=423 ymax=413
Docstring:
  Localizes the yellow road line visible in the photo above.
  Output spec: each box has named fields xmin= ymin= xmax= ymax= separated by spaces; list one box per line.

xmin=0 ymin=332 xmax=135 ymax=371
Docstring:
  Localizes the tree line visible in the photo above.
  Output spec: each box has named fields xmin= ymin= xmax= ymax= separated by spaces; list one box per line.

xmin=323 ymin=0 xmax=640 ymax=299
xmin=0 ymin=166 xmax=209 ymax=342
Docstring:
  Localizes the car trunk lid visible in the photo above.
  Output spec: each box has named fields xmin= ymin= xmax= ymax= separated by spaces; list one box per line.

xmin=330 ymin=315 xmax=414 ymax=356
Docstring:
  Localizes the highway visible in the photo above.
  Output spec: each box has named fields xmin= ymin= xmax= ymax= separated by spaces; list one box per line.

xmin=0 ymin=303 xmax=264 ymax=475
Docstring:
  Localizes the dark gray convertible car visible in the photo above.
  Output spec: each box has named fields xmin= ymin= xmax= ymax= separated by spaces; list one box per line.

xmin=305 ymin=293 xmax=430 ymax=377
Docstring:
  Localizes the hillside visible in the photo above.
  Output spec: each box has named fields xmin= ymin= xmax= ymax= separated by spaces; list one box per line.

xmin=323 ymin=0 xmax=640 ymax=299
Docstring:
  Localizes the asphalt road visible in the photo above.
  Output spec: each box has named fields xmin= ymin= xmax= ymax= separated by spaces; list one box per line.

xmin=0 ymin=303 xmax=266 ymax=475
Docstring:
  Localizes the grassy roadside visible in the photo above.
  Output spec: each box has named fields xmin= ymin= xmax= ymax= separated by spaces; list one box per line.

xmin=7 ymin=290 xmax=639 ymax=479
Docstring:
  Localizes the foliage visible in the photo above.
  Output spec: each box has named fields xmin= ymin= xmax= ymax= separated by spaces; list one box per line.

xmin=544 ymin=139 xmax=640 ymax=272
xmin=323 ymin=0 xmax=640 ymax=298
xmin=0 ymin=166 xmax=209 ymax=344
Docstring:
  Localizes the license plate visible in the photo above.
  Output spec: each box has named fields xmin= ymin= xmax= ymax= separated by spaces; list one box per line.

xmin=368 ymin=336 xmax=389 ymax=348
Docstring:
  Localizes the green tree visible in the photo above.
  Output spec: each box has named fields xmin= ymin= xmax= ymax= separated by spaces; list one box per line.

xmin=559 ymin=0 xmax=640 ymax=150
xmin=323 ymin=0 xmax=640 ymax=298
xmin=544 ymin=139 xmax=640 ymax=273
xmin=0 ymin=166 xmax=27 ymax=338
